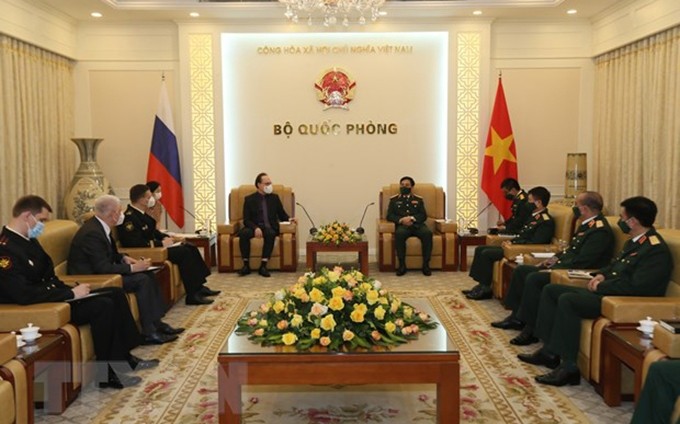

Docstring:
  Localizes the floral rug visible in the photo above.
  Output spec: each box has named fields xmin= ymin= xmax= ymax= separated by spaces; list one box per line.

xmin=88 ymin=278 xmax=590 ymax=424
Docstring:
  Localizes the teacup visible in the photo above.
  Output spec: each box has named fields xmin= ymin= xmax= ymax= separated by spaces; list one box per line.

xmin=515 ymin=254 xmax=524 ymax=264
xmin=639 ymin=316 xmax=656 ymax=334
xmin=19 ymin=323 xmax=40 ymax=342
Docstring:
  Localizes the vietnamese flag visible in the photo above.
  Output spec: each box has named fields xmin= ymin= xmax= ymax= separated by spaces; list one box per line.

xmin=481 ymin=77 xmax=518 ymax=220
xmin=147 ymin=80 xmax=185 ymax=228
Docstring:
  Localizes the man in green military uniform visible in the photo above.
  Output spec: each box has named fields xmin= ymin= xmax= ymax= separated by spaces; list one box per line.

xmin=496 ymin=178 xmax=530 ymax=235
xmin=491 ymin=191 xmax=614 ymax=346
xmin=387 ymin=176 xmax=433 ymax=276
xmin=466 ymin=186 xmax=555 ymax=300
xmin=631 ymin=360 xmax=680 ymax=424
xmin=519 ymin=196 xmax=673 ymax=386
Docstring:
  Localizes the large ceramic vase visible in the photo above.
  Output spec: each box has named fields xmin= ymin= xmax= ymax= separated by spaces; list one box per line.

xmin=63 ymin=138 xmax=114 ymax=224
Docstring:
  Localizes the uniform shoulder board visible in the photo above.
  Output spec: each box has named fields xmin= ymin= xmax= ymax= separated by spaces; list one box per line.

xmin=517 ymin=193 xmax=526 ymax=200
xmin=595 ymin=220 xmax=604 ymax=228
xmin=542 ymin=213 xmax=550 ymax=220
xmin=125 ymin=210 xmax=133 ymax=216
xmin=412 ymin=194 xmax=423 ymax=199
xmin=389 ymin=194 xmax=399 ymax=199
xmin=649 ymin=235 xmax=660 ymax=245
xmin=0 ymin=256 xmax=12 ymax=270
xmin=125 ymin=222 xmax=135 ymax=231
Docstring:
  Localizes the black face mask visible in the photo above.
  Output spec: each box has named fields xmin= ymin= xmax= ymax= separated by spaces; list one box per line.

xmin=504 ymin=193 xmax=514 ymax=200
xmin=527 ymin=202 xmax=537 ymax=213
xmin=572 ymin=206 xmax=582 ymax=219
xmin=617 ymin=218 xmax=631 ymax=234
xmin=400 ymin=187 xmax=411 ymax=196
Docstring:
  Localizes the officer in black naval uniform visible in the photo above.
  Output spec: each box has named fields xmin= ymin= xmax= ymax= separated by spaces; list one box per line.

xmin=496 ymin=178 xmax=530 ymax=235
xmin=491 ymin=191 xmax=614 ymax=346
xmin=0 ymin=195 xmax=159 ymax=389
xmin=117 ymin=184 xmax=219 ymax=305
xmin=631 ymin=360 xmax=680 ymax=424
xmin=386 ymin=176 xmax=433 ymax=276
xmin=466 ymin=186 xmax=555 ymax=300
xmin=519 ymin=196 xmax=673 ymax=387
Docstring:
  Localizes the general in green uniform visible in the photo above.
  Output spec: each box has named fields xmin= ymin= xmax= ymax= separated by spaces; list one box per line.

xmin=386 ymin=176 xmax=433 ymax=276
xmin=519 ymin=196 xmax=673 ymax=387
xmin=497 ymin=178 xmax=530 ymax=235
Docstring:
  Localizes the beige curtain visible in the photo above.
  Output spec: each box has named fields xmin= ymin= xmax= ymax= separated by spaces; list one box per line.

xmin=593 ymin=26 xmax=680 ymax=229
xmin=0 ymin=35 xmax=75 ymax=223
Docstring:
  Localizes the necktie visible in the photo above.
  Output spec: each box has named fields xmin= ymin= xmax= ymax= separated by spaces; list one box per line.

xmin=262 ymin=196 xmax=271 ymax=229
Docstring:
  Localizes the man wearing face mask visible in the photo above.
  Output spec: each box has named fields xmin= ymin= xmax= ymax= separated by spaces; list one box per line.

xmin=238 ymin=172 xmax=296 ymax=277
xmin=387 ymin=176 xmax=433 ymax=276
xmin=117 ymin=184 xmax=218 ymax=305
xmin=495 ymin=178 xmax=530 ymax=235
xmin=68 ymin=195 xmax=181 ymax=345
xmin=491 ymin=191 xmax=614 ymax=345
xmin=0 ymin=195 xmax=159 ymax=389
xmin=520 ymin=196 xmax=673 ymax=387
xmin=465 ymin=186 xmax=555 ymax=300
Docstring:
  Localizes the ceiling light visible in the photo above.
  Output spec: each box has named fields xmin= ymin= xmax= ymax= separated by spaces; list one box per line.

xmin=473 ymin=10 xmax=482 ymax=16
xmin=566 ymin=9 xmax=577 ymax=15
xmin=190 ymin=12 xmax=200 ymax=17
xmin=91 ymin=12 xmax=103 ymax=18
xmin=279 ymin=0 xmax=386 ymax=27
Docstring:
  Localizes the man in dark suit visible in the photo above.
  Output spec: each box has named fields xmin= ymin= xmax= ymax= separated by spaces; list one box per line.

xmin=117 ymin=184 xmax=219 ymax=305
xmin=68 ymin=195 xmax=182 ymax=345
xmin=238 ymin=172 xmax=296 ymax=277
xmin=465 ymin=186 xmax=555 ymax=300
xmin=0 ymin=195 xmax=158 ymax=389
xmin=519 ymin=196 xmax=673 ymax=387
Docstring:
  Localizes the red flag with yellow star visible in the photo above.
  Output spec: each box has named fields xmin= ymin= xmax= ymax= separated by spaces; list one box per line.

xmin=481 ymin=77 xmax=518 ymax=220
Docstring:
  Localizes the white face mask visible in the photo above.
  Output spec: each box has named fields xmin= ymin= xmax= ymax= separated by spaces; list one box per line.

xmin=147 ymin=196 xmax=156 ymax=208
xmin=263 ymin=185 xmax=273 ymax=195
xmin=115 ymin=212 xmax=125 ymax=226
xmin=154 ymin=192 xmax=162 ymax=200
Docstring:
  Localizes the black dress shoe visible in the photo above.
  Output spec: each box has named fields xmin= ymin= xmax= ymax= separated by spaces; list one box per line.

xmin=510 ymin=327 xmax=539 ymax=346
xmin=258 ymin=265 xmax=271 ymax=277
xmin=422 ymin=265 xmax=432 ymax=276
xmin=99 ymin=371 xmax=142 ymax=389
xmin=186 ymin=294 xmax=214 ymax=305
xmin=466 ymin=286 xmax=493 ymax=300
xmin=157 ymin=322 xmax=185 ymax=335
xmin=491 ymin=315 xmax=524 ymax=330
xmin=142 ymin=332 xmax=178 ymax=345
xmin=517 ymin=349 xmax=560 ymax=369
xmin=200 ymin=287 xmax=221 ymax=296
xmin=128 ymin=354 xmax=160 ymax=371
xmin=237 ymin=264 xmax=251 ymax=276
xmin=396 ymin=264 xmax=406 ymax=276
xmin=535 ymin=365 xmax=581 ymax=386
xmin=462 ymin=284 xmax=481 ymax=295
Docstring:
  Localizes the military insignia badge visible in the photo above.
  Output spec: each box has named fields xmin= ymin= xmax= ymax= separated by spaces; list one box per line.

xmin=314 ymin=67 xmax=356 ymax=110
xmin=0 ymin=257 xmax=12 ymax=269
xmin=125 ymin=222 xmax=134 ymax=231
xmin=542 ymin=213 xmax=550 ymax=220
xmin=638 ymin=235 xmax=647 ymax=244
xmin=649 ymin=235 xmax=660 ymax=245
xmin=596 ymin=220 xmax=604 ymax=228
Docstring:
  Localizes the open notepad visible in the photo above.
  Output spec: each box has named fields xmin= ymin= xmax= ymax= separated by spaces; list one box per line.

xmin=567 ymin=270 xmax=594 ymax=280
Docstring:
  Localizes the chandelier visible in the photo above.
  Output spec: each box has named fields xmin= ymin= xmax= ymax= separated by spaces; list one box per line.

xmin=278 ymin=0 xmax=386 ymax=27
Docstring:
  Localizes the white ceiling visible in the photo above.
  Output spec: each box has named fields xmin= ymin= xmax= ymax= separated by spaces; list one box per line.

xmin=35 ymin=0 xmax=624 ymax=23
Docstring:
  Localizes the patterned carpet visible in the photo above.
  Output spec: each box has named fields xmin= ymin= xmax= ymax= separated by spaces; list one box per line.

xmin=37 ymin=260 xmax=634 ymax=423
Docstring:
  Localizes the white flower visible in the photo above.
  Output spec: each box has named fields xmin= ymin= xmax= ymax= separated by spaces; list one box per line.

xmin=373 ymin=280 xmax=382 ymax=289
xmin=274 ymin=289 xmax=286 ymax=301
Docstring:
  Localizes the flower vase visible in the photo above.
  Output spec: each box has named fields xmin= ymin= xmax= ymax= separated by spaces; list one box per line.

xmin=63 ymin=138 xmax=115 ymax=224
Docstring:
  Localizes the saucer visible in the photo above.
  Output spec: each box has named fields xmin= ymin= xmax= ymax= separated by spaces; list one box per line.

xmin=636 ymin=327 xmax=654 ymax=338
xmin=22 ymin=333 xmax=42 ymax=343
xmin=16 ymin=340 xmax=26 ymax=348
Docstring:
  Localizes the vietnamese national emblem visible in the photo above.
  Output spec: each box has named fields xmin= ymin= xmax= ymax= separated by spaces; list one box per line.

xmin=314 ymin=67 xmax=356 ymax=110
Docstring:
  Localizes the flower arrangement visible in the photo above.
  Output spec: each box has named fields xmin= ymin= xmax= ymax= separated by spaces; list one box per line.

xmin=236 ymin=266 xmax=438 ymax=351
xmin=312 ymin=220 xmax=362 ymax=245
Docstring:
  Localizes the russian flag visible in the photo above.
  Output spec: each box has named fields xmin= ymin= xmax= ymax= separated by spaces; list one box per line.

xmin=147 ymin=80 xmax=185 ymax=228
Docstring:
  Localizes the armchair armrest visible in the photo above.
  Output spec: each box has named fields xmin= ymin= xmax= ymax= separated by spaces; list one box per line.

xmin=601 ymin=297 xmax=680 ymax=323
xmin=377 ymin=219 xmax=395 ymax=233
xmin=486 ymin=234 xmax=515 ymax=246
xmin=0 ymin=303 xmax=70 ymax=331
xmin=118 ymin=247 xmax=168 ymax=263
xmin=503 ymin=244 xmax=560 ymax=260
xmin=218 ymin=223 xmax=239 ymax=235
xmin=280 ymin=222 xmax=297 ymax=234
xmin=549 ymin=269 xmax=590 ymax=288
xmin=0 ymin=334 xmax=17 ymax=364
xmin=60 ymin=274 xmax=123 ymax=289
xmin=435 ymin=220 xmax=457 ymax=233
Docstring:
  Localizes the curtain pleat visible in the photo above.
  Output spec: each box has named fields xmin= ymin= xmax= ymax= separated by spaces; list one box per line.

xmin=593 ymin=26 xmax=680 ymax=228
xmin=0 ymin=35 xmax=75 ymax=222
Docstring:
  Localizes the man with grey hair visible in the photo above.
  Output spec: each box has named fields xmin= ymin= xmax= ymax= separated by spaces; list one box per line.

xmin=68 ymin=195 xmax=182 ymax=345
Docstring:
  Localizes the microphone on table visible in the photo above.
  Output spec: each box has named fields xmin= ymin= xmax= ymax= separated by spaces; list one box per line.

xmin=465 ymin=201 xmax=493 ymax=235
xmin=182 ymin=207 xmax=208 ymax=235
xmin=355 ymin=202 xmax=375 ymax=235
xmin=295 ymin=202 xmax=318 ymax=235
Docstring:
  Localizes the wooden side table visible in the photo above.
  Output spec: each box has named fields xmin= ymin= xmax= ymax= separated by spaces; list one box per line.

xmin=181 ymin=233 xmax=217 ymax=268
xmin=601 ymin=327 xmax=656 ymax=406
xmin=458 ymin=234 xmax=487 ymax=272
xmin=16 ymin=333 xmax=69 ymax=423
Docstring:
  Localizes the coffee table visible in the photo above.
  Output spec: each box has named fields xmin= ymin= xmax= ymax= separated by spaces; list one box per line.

xmin=306 ymin=240 xmax=369 ymax=276
xmin=217 ymin=298 xmax=459 ymax=423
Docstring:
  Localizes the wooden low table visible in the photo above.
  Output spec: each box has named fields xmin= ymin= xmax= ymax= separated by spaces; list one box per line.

xmin=217 ymin=298 xmax=459 ymax=424
xmin=602 ymin=326 xmax=656 ymax=406
xmin=306 ymin=240 xmax=369 ymax=275
xmin=458 ymin=233 xmax=486 ymax=272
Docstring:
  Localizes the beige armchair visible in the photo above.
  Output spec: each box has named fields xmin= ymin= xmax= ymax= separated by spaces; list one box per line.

xmin=0 ymin=334 xmax=28 ymax=424
xmin=217 ymin=185 xmax=298 ymax=272
xmin=376 ymin=183 xmax=458 ymax=272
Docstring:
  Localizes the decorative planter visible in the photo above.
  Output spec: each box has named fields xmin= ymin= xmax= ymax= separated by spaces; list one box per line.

xmin=63 ymin=138 xmax=114 ymax=223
